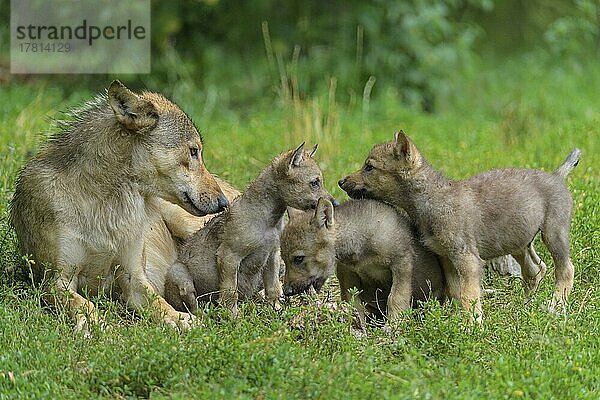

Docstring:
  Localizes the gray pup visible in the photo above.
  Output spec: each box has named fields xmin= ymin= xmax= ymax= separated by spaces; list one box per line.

xmin=281 ymin=198 xmax=446 ymax=323
xmin=165 ymin=144 xmax=335 ymax=315
xmin=10 ymin=81 xmax=228 ymax=334
xmin=339 ymin=131 xmax=580 ymax=323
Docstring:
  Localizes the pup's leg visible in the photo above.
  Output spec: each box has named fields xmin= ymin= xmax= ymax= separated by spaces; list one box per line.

xmin=447 ymin=253 xmax=484 ymax=324
xmin=165 ymin=262 xmax=198 ymax=314
xmin=526 ymin=243 xmax=548 ymax=292
xmin=337 ymin=267 xmax=367 ymax=330
xmin=542 ymin=223 xmax=574 ymax=314
xmin=512 ymin=244 xmax=547 ymax=300
xmin=262 ymin=248 xmax=283 ymax=310
xmin=216 ymin=243 xmax=242 ymax=316
xmin=118 ymin=242 xmax=194 ymax=331
xmin=386 ymin=255 xmax=413 ymax=321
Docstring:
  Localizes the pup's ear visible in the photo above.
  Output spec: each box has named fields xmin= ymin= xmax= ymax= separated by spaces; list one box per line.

xmin=308 ymin=144 xmax=318 ymax=158
xmin=108 ymin=80 xmax=158 ymax=132
xmin=290 ymin=142 xmax=306 ymax=167
xmin=312 ymin=197 xmax=334 ymax=229
xmin=393 ymin=130 xmax=419 ymax=164
xmin=287 ymin=207 xmax=305 ymax=221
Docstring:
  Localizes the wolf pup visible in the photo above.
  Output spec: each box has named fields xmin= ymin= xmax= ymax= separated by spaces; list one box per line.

xmin=339 ymin=131 xmax=580 ymax=323
xmin=165 ymin=143 xmax=335 ymax=316
xmin=10 ymin=81 xmax=228 ymax=334
xmin=143 ymin=177 xmax=241 ymax=301
xmin=281 ymin=198 xmax=446 ymax=323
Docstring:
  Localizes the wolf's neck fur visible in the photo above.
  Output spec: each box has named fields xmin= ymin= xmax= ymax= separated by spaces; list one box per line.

xmin=44 ymin=97 xmax=138 ymax=194
xmin=232 ymin=164 xmax=287 ymax=227
xmin=397 ymin=158 xmax=452 ymax=217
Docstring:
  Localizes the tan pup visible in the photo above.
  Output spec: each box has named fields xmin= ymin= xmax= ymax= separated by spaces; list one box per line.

xmin=165 ymin=144 xmax=335 ymax=315
xmin=339 ymin=131 xmax=580 ymax=323
xmin=10 ymin=81 xmax=228 ymax=334
xmin=281 ymin=198 xmax=446 ymax=323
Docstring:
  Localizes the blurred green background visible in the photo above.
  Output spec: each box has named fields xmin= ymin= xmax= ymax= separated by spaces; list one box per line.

xmin=1 ymin=0 xmax=598 ymax=111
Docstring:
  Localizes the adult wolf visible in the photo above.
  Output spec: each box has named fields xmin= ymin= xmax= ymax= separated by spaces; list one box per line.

xmin=10 ymin=81 xmax=228 ymax=334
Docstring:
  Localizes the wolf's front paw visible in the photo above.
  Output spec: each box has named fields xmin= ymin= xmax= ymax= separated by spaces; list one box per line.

xmin=74 ymin=309 xmax=99 ymax=339
xmin=269 ymin=298 xmax=282 ymax=311
xmin=164 ymin=311 xmax=196 ymax=332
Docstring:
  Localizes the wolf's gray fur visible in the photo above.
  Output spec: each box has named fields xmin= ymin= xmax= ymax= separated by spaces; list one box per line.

xmin=340 ymin=131 xmax=580 ymax=322
xmin=281 ymin=198 xmax=446 ymax=322
xmin=10 ymin=81 xmax=227 ymax=334
xmin=165 ymin=144 xmax=335 ymax=315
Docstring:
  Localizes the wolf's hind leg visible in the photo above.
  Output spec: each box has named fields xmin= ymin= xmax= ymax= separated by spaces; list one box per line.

xmin=542 ymin=224 xmax=574 ymax=315
xmin=44 ymin=273 xmax=98 ymax=337
xmin=512 ymin=243 xmax=547 ymax=300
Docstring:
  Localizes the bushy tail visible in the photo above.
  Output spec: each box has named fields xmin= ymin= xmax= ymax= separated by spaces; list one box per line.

xmin=554 ymin=148 xmax=581 ymax=180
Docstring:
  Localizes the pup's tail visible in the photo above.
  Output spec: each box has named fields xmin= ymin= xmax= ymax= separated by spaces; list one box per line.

xmin=554 ymin=148 xmax=582 ymax=180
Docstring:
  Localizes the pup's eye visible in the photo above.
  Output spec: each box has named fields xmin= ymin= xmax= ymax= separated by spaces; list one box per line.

xmin=293 ymin=255 xmax=305 ymax=266
xmin=190 ymin=148 xmax=199 ymax=159
xmin=364 ymin=163 xmax=374 ymax=172
xmin=310 ymin=178 xmax=320 ymax=189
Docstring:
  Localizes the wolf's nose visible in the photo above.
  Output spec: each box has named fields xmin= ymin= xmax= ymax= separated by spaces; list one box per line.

xmin=330 ymin=197 xmax=340 ymax=207
xmin=283 ymin=286 xmax=294 ymax=296
xmin=338 ymin=178 xmax=346 ymax=188
xmin=217 ymin=194 xmax=229 ymax=211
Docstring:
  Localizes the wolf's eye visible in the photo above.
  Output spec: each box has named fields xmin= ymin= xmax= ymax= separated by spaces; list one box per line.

xmin=293 ymin=255 xmax=305 ymax=266
xmin=190 ymin=148 xmax=199 ymax=159
xmin=364 ymin=163 xmax=374 ymax=172
xmin=310 ymin=178 xmax=320 ymax=189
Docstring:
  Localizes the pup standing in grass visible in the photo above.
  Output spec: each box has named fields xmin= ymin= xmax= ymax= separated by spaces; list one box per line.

xmin=166 ymin=144 xmax=335 ymax=316
xmin=10 ymin=81 xmax=228 ymax=334
xmin=340 ymin=131 xmax=580 ymax=323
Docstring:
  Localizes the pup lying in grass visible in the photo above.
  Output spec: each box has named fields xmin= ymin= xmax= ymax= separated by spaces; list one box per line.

xmin=165 ymin=144 xmax=335 ymax=316
xmin=281 ymin=198 xmax=446 ymax=324
xmin=10 ymin=81 xmax=228 ymax=334
xmin=339 ymin=131 xmax=580 ymax=323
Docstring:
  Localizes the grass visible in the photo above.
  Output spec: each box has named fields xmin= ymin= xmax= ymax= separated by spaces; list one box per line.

xmin=0 ymin=56 xmax=599 ymax=399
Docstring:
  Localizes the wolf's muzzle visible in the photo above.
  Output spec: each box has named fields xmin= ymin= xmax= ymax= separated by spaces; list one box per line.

xmin=216 ymin=194 xmax=229 ymax=212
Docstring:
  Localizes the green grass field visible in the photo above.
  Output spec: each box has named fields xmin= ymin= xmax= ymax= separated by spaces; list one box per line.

xmin=1 ymin=57 xmax=599 ymax=399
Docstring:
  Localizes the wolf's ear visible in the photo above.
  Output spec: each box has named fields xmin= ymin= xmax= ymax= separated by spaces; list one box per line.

xmin=312 ymin=197 xmax=334 ymax=230
xmin=308 ymin=144 xmax=318 ymax=158
xmin=108 ymin=80 xmax=158 ymax=132
xmin=287 ymin=207 xmax=305 ymax=221
xmin=393 ymin=130 xmax=419 ymax=164
xmin=290 ymin=142 xmax=306 ymax=167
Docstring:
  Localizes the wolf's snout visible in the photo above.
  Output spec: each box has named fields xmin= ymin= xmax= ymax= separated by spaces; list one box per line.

xmin=217 ymin=194 xmax=229 ymax=211
xmin=338 ymin=177 xmax=354 ymax=191
xmin=330 ymin=196 xmax=340 ymax=207
xmin=283 ymin=286 xmax=295 ymax=296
